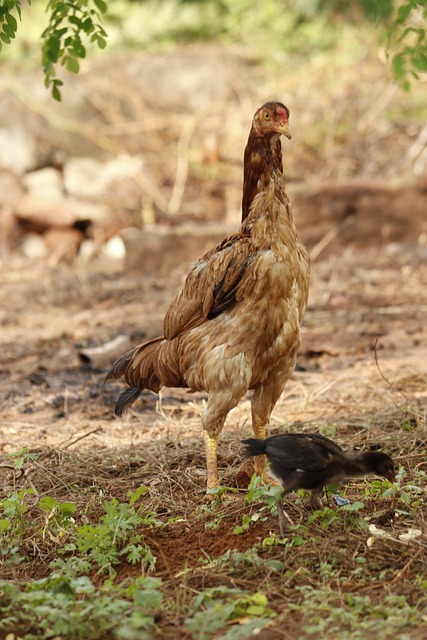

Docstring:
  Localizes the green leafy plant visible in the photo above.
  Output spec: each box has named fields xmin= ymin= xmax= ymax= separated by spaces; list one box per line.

xmin=0 ymin=574 xmax=163 ymax=638
xmin=185 ymin=586 xmax=275 ymax=640
xmin=233 ymin=474 xmax=283 ymax=535
xmin=367 ymin=465 xmax=426 ymax=515
xmin=387 ymin=0 xmax=427 ymax=90
xmin=58 ymin=486 xmax=158 ymax=575
xmin=0 ymin=0 xmax=108 ymax=100
xmin=3 ymin=447 xmax=39 ymax=488
xmin=0 ymin=0 xmax=23 ymax=50
xmin=289 ymin=585 xmax=420 ymax=639
xmin=203 ymin=546 xmax=285 ymax=575
xmin=307 ymin=500 xmax=367 ymax=531
xmin=0 ymin=487 xmax=37 ymax=566
xmin=42 ymin=0 xmax=108 ymax=99
xmin=39 ymin=496 xmax=77 ymax=541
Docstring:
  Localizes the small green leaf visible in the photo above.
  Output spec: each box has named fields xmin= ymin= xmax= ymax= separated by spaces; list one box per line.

xmin=5 ymin=12 xmax=17 ymax=31
xmin=65 ymin=56 xmax=80 ymax=73
xmin=39 ymin=496 xmax=58 ymax=511
xmin=341 ymin=500 xmax=364 ymax=512
xmin=127 ymin=485 xmax=148 ymax=506
xmin=397 ymin=3 xmax=413 ymax=24
xmin=134 ymin=588 xmax=163 ymax=609
xmin=69 ymin=15 xmax=82 ymax=28
xmin=52 ymin=84 xmax=62 ymax=101
xmin=3 ymin=23 xmax=16 ymax=38
xmin=71 ymin=40 xmax=86 ymax=58
xmin=250 ymin=593 xmax=268 ymax=606
xmin=392 ymin=52 xmax=407 ymax=80
xmin=59 ymin=502 xmax=77 ymax=516
xmin=12 ymin=456 xmax=25 ymax=470
xmin=0 ymin=518 xmax=11 ymax=534
xmin=93 ymin=0 xmax=108 ymax=14
xmin=412 ymin=52 xmax=427 ymax=71
xmin=97 ymin=35 xmax=107 ymax=49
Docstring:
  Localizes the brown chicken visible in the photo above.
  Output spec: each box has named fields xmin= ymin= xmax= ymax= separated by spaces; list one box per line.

xmin=105 ymin=101 xmax=310 ymax=490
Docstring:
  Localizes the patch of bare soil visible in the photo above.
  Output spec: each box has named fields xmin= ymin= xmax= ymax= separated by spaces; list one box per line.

xmin=0 ymin=234 xmax=426 ymax=637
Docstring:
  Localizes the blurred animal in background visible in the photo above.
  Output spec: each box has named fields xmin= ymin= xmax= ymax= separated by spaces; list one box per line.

xmin=242 ymin=433 xmax=395 ymax=533
xmin=106 ymin=101 xmax=310 ymax=490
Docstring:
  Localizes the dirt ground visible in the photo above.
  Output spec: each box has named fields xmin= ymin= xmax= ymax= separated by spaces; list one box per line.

xmin=1 ymin=230 xmax=426 ymax=456
xmin=1 ymin=216 xmax=427 ymax=636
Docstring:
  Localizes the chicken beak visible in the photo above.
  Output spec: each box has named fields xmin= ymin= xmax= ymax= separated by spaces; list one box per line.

xmin=279 ymin=122 xmax=292 ymax=140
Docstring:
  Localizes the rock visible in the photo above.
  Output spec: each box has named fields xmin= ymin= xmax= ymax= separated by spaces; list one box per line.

xmin=102 ymin=235 xmax=126 ymax=260
xmin=77 ymin=239 xmax=97 ymax=263
xmin=15 ymin=194 xmax=90 ymax=232
xmin=22 ymin=168 xmax=64 ymax=198
xmin=0 ymin=126 xmax=38 ymax=175
xmin=63 ymin=155 xmax=147 ymax=213
xmin=21 ymin=233 xmax=48 ymax=259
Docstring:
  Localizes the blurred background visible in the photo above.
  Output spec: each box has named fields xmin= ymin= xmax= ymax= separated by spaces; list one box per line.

xmin=0 ymin=0 xmax=426 ymax=266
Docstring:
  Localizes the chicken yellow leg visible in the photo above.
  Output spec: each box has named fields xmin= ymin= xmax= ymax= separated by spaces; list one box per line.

xmin=203 ymin=430 xmax=219 ymax=490
xmin=251 ymin=380 xmax=287 ymax=482
xmin=202 ymin=388 xmax=246 ymax=490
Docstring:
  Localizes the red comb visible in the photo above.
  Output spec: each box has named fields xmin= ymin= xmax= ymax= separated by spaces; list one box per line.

xmin=276 ymin=106 xmax=288 ymax=122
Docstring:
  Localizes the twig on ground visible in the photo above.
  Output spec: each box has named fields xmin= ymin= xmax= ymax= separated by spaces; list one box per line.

xmin=62 ymin=427 xmax=104 ymax=450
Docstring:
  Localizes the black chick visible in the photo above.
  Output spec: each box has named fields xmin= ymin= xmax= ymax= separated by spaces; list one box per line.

xmin=242 ymin=433 xmax=395 ymax=533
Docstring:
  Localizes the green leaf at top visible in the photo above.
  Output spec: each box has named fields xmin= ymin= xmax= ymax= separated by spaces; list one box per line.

xmin=93 ymin=0 xmax=108 ymax=14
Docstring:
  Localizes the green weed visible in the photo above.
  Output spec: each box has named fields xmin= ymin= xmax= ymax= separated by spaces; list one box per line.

xmin=0 ymin=487 xmax=37 ymax=567
xmin=233 ymin=474 xmax=282 ymax=535
xmin=58 ymin=486 xmax=159 ymax=576
xmin=0 ymin=574 xmax=162 ymax=639
xmin=185 ymin=586 xmax=275 ymax=640
xmin=289 ymin=586 xmax=422 ymax=639
xmin=366 ymin=466 xmax=426 ymax=515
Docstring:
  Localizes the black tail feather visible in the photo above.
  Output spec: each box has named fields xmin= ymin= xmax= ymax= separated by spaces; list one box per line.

xmin=105 ymin=348 xmax=136 ymax=383
xmin=115 ymin=387 xmax=141 ymax=416
xmin=242 ymin=437 xmax=267 ymax=457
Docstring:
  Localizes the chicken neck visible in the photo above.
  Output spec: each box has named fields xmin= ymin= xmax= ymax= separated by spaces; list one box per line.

xmin=240 ymin=132 xmax=296 ymax=252
xmin=241 ymin=129 xmax=284 ymax=222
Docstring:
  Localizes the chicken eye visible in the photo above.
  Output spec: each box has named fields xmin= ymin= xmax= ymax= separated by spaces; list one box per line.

xmin=263 ymin=112 xmax=271 ymax=120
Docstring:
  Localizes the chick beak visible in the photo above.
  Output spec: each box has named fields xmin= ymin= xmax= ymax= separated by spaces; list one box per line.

xmin=385 ymin=469 xmax=396 ymax=483
xmin=279 ymin=121 xmax=292 ymax=140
